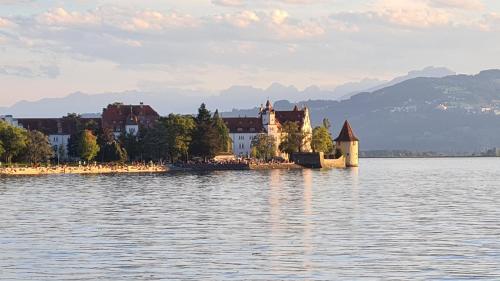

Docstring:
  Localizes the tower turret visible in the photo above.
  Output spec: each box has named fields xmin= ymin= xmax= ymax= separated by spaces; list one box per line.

xmin=334 ymin=120 xmax=359 ymax=167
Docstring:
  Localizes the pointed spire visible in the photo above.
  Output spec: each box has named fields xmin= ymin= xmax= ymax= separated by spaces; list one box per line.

xmin=334 ymin=120 xmax=359 ymax=142
xmin=266 ymin=99 xmax=272 ymax=109
xmin=293 ymin=105 xmax=299 ymax=111
xmin=214 ymin=109 xmax=220 ymax=119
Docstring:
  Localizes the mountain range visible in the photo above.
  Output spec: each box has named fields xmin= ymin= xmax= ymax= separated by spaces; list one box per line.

xmin=0 ymin=66 xmax=454 ymax=117
xmin=227 ymin=70 xmax=500 ymax=153
xmin=2 ymin=67 xmax=500 ymax=153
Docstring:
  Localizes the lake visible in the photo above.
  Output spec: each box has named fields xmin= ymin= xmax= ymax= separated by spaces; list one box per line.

xmin=1 ymin=158 xmax=499 ymax=280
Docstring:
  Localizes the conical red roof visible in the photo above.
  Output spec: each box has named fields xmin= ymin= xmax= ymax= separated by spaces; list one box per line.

xmin=334 ymin=120 xmax=359 ymax=142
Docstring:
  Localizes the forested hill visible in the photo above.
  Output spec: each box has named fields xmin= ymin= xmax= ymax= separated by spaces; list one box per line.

xmin=225 ymin=70 xmax=500 ymax=153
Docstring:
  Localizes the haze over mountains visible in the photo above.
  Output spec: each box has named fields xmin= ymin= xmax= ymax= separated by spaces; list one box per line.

xmin=0 ymin=66 xmax=454 ymax=117
xmin=2 ymin=67 xmax=500 ymax=153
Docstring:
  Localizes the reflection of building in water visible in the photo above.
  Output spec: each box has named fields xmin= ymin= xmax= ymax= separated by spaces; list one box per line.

xmin=302 ymin=169 xmax=313 ymax=271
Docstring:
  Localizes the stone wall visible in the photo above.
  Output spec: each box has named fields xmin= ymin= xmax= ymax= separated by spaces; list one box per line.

xmin=291 ymin=152 xmax=346 ymax=169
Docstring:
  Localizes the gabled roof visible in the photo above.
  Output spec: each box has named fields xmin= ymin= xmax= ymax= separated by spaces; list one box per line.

xmin=334 ymin=120 xmax=359 ymax=142
xmin=223 ymin=117 xmax=264 ymax=134
xmin=102 ymin=104 xmax=159 ymax=121
xmin=275 ymin=110 xmax=306 ymax=127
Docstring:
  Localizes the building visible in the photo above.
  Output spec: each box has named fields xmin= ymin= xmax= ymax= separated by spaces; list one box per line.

xmin=16 ymin=117 xmax=101 ymax=160
xmin=101 ymin=103 xmax=159 ymax=138
xmin=0 ymin=115 xmax=20 ymax=127
xmin=224 ymin=117 xmax=265 ymax=156
xmin=222 ymin=100 xmax=313 ymax=158
xmin=334 ymin=120 xmax=359 ymax=167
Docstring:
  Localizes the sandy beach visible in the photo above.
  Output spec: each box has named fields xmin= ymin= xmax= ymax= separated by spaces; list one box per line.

xmin=0 ymin=164 xmax=168 ymax=176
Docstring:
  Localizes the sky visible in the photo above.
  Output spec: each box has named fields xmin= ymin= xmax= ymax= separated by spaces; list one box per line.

xmin=0 ymin=0 xmax=499 ymax=106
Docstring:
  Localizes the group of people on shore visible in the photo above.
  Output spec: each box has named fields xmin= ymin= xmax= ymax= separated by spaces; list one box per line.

xmin=0 ymin=161 xmax=166 ymax=175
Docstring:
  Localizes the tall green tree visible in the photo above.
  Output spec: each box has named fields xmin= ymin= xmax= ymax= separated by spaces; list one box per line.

xmin=79 ymin=130 xmax=100 ymax=162
xmin=0 ymin=139 xmax=4 ymax=160
xmin=213 ymin=110 xmax=231 ymax=153
xmin=121 ymin=132 xmax=143 ymax=161
xmin=251 ymin=134 xmax=276 ymax=161
xmin=142 ymin=122 xmax=169 ymax=161
xmin=163 ymin=114 xmax=196 ymax=161
xmin=311 ymin=126 xmax=334 ymax=154
xmin=23 ymin=130 xmax=55 ymax=164
xmin=100 ymin=141 xmax=128 ymax=163
xmin=65 ymin=113 xmax=83 ymax=158
xmin=279 ymin=121 xmax=306 ymax=157
xmin=0 ymin=121 xmax=28 ymax=164
xmin=189 ymin=104 xmax=229 ymax=159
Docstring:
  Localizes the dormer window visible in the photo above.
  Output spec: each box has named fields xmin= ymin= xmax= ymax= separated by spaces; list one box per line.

xmin=237 ymin=128 xmax=243 ymax=132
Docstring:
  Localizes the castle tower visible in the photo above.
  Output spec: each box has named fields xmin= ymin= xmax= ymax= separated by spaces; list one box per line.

xmin=334 ymin=120 xmax=359 ymax=167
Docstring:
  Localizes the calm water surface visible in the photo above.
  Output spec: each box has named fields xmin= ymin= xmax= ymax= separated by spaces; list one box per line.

xmin=1 ymin=158 xmax=500 ymax=280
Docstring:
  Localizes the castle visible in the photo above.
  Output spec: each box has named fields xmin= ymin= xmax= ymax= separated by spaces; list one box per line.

xmin=1 ymin=100 xmax=359 ymax=166
xmin=222 ymin=100 xmax=313 ymax=158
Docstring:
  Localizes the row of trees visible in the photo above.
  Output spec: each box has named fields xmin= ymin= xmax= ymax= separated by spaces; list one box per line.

xmin=60 ymin=103 xmax=230 ymax=163
xmin=0 ymin=104 xmax=336 ymax=164
xmin=0 ymin=122 xmax=54 ymax=164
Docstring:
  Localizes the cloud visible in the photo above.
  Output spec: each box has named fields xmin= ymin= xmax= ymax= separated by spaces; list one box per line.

xmin=0 ymin=17 xmax=15 ymax=28
xmin=213 ymin=10 xmax=260 ymax=28
xmin=0 ymin=65 xmax=60 ymax=79
xmin=271 ymin=9 xmax=289 ymax=25
xmin=212 ymin=0 xmax=245 ymax=7
xmin=373 ymin=0 xmax=451 ymax=28
xmin=38 ymin=7 xmax=101 ymax=27
xmin=428 ymin=0 xmax=484 ymax=11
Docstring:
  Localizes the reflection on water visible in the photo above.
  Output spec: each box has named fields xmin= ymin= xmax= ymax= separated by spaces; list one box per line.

xmin=1 ymin=158 xmax=500 ymax=280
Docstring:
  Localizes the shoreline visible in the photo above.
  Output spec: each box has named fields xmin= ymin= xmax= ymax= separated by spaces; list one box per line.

xmin=0 ymin=165 xmax=168 ymax=176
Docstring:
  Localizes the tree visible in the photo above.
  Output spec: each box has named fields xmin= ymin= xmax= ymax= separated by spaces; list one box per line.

xmin=251 ymin=134 xmax=276 ymax=161
xmin=311 ymin=126 xmax=334 ymax=154
xmin=96 ymin=128 xmax=127 ymax=163
xmin=0 ymin=140 xmax=4 ymax=160
xmin=322 ymin=118 xmax=331 ymax=130
xmin=100 ymin=141 xmax=128 ymax=163
xmin=23 ymin=130 xmax=55 ymax=164
xmin=121 ymin=131 xmax=142 ymax=161
xmin=79 ymin=130 xmax=100 ymax=162
xmin=65 ymin=113 xmax=83 ymax=159
xmin=163 ymin=114 xmax=196 ymax=162
xmin=213 ymin=110 xmax=232 ymax=153
xmin=189 ymin=104 xmax=229 ymax=159
xmin=142 ymin=122 xmax=168 ymax=161
xmin=0 ymin=121 xmax=28 ymax=164
xmin=279 ymin=121 xmax=305 ymax=157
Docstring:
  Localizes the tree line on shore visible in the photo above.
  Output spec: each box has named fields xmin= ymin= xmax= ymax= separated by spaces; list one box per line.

xmin=0 ymin=104 xmax=336 ymax=165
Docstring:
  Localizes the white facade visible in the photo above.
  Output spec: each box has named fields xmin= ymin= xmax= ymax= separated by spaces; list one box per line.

xmin=49 ymin=134 xmax=70 ymax=159
xmin=225 ymin=100 xmax=313 ymax=158
xmin=0 ymin=115 xmax=20 ymax=127
xmin=230 ymin=132 xmax=259 ymax=157
xmin=125 ymin=124 xmax=139 ymax=136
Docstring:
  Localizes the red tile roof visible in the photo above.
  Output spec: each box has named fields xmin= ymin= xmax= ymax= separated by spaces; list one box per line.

xmin=334 ymin=120 xmax=359 ymax=142
xmin=17 ymin=118 xmax=101 ymax=135
xmin=223 ymin=117 xmax=264 ymax=134
xmin=102 ymin=103 xmax=159 ymax=131
xmin=275 ymin=110 xmax=306 ymax=127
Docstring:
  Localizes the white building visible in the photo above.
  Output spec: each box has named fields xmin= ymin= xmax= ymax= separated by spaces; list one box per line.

xmin=0 ymin=115 xmax=20 ymax=127
xmin=223 ymin=100 xmax=313 ymax=158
